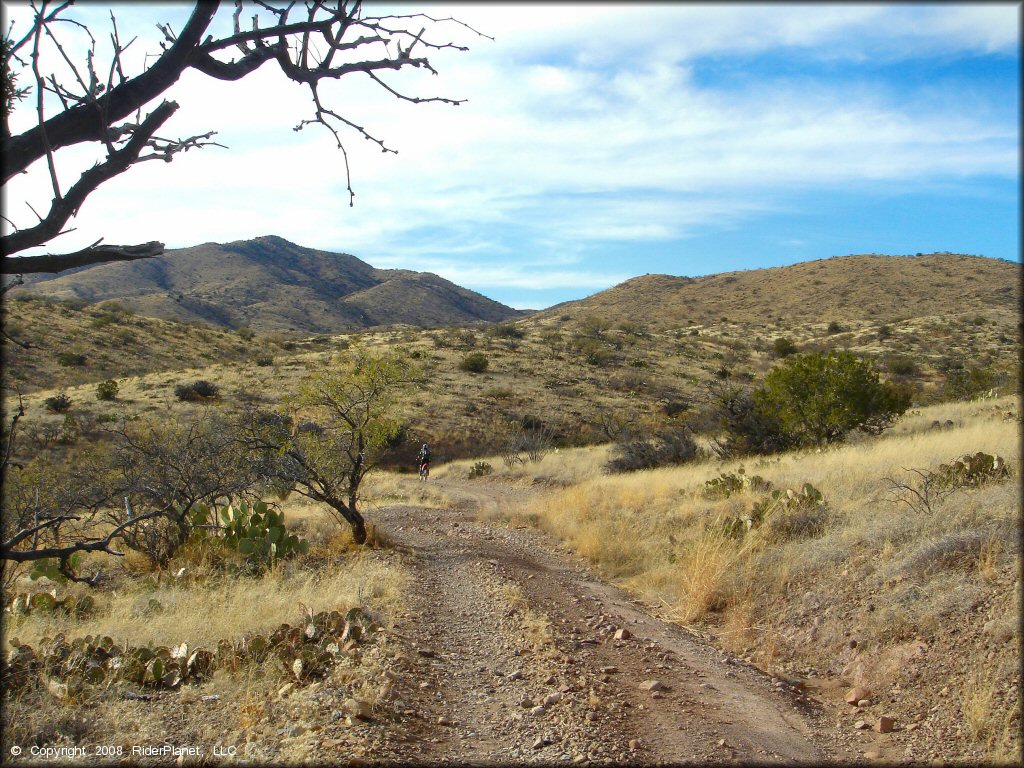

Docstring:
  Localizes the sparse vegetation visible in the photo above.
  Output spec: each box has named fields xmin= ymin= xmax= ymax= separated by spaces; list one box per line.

xmin=605 ymin=427 xmax=701 ymax=473
xmin=459 ymin=352 xmax=490 ymax=373
xmin=56 ymin=351 xmax=87 ymax=367
xmin=174 ymin=379 xmax=220 ymax=401
xmin=95 ymin=379 xmax=119 ymax=401
xmin=43 ymin=392 xmax=73 ymax=413
xmin=771 ymin=337 xmax=798 ymax=357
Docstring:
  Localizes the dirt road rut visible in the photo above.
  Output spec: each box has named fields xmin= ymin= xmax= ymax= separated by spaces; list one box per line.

xmin=363 ymin=479 xmax=848 ymax=764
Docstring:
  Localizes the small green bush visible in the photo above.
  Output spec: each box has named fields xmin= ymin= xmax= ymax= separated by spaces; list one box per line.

xmin=771 ymin=337 xmax=798 ymax=357
xmin=886 ymin=355 xmax=920 ymax=377
xmin=944 ymin=365 xmax=999 ymax=401
xmin=459 ymin=352 xmax=489 ymax=373
xmin=95 ymin=379 xmax=119 ymax=401
xmin=254 ymin=354 xmax=274 ymax=367
xmin=489 ymin=323 xmax=524 ymax=339
xmin=237 ymin=327 xmax=255 ymax=341
xmin=606 ymin=428 xmax=701 ymax=473
xmin=44 ymin=393 xmax=73 ymax=413
xmin=468 ymin=461 xmax=493 ymax=479
xmin=826 ymin=321 xmax=844 ymax=334
xmin=174 ymin=380 xmax=220 ymax=401
xmin=56 ymin=351 xmax=86 ymax=367
xmin=877 ymin=325 xmax=893 ymax=340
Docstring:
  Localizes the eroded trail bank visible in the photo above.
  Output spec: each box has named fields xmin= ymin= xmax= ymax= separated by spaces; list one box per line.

xmin=363 ymin=482 xmax=851 ymax=764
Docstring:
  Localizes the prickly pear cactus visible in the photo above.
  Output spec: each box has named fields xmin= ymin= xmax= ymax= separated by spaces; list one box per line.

xmin=702 ymin=468 xmax=774 ymax=499
xmin=197 ymin=501 xmax=309 ymax=568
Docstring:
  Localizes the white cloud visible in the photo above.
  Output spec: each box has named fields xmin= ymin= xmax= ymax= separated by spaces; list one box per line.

xmin=3 ymin=2 xmax=1018 ymax=292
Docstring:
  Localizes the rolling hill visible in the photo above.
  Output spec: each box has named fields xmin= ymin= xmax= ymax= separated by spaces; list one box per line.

xmin=9 ymin=235 xmax=523 ymax=334
xmin=538 ymin=253 xmax=1020 ymax=329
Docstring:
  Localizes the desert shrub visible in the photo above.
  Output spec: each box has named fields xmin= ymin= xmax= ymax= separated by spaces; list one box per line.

xmin=771 ymin=337 xmax=799 ymax=357
xmin=605 ymin=428 xmax=701 ymax=473
xmin=459 ymin=352 xmax=489 ymax=373
xmin=520 ymin=414 xmax=544 ymax=431
xmin=618 ymin=320 xmax=648 ymax=337
xmin=56 ymin=414 xmax=80 ymax=445
xmin=707 ymin=383 xmax=796 ymax=457
xmin=877 ymin=324 xmax=893 ymax=340
xmin=254 ymin=354 xmax=274 ymax=366
xmin=174 ymin=380 xmax=220 ymax=401
xmin=468 ymin=461 xmax=493 ymax=479
xmin=44 ymin=393 xmax=73 ymax=413
xmin=629 ymin=358 xmax=648 ymax=368
xmin=98 ymin=300 xmax=131 ymax=315
xmin=59 ymin=297 xmax=88 ymax=311
xmin=577 ymin=315 xmax=612 ymax=339
xmin=573 ymin=338 xmax=614 ymax=367
xmin=456 ymin=330 xmax=479 ymax=348
xmin=886 ymin=354 xmax=920 ymax=377
xmin=95 ymin=379 xmax=119 ymax=401
xmin=237 ymin=326 xmax=255 ymax=340
xmin=944 ymin=365 xmax=1000 ymax=401
xmin=56 ymin=351 xmax=86 ymax=366
xmin=826 ymin=321 xmax=844 ymax=334
xmin=489 ymin=323 xmax=524 ymax=339
xmin=755 ymin=351 xmax=911 ymax=446
xmin=885 ymin=452 xmax=1010 ymax=516
xmin=661 ymin=399 xmax=690 ymax=418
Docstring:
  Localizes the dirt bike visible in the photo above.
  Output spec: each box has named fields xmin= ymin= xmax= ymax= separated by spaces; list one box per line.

xmin=418 ymin=461 xmax=430 ymax=480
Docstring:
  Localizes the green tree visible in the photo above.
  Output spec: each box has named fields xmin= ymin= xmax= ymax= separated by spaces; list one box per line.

xmin=243 ymin=352 xmax=418 ymax=544
xmin=755 ymin=351 xmax=910 ymax=446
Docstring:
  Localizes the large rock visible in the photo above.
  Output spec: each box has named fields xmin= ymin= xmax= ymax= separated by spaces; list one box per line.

xmin=875 ymin=716 xmax=895 ymax=733
xmin=342 ymin=698 xmax=373 ymax=720
xmin=845 ymin=686 xmax=871 ymax=705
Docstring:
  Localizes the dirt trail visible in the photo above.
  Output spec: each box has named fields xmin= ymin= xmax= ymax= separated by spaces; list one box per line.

xmin=364 ymin=477 xmax=854 ymax=764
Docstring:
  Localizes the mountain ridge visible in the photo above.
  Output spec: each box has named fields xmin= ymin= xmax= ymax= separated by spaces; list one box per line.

xmin=12 ymin=235 xmax=524 ymax=334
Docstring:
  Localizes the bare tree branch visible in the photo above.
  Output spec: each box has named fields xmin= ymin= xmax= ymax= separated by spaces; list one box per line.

xmin=1 ymin=240 xmax=164 ymax=274
xmin=2 ymin=1 xmax=485 ymax=271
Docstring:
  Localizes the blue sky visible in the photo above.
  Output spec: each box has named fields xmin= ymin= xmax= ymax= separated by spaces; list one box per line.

xmin=3 ymin=3 xmax=1019 ymax=308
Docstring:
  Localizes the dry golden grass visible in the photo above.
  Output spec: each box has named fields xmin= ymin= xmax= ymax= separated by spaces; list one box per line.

xmin=512 ymin=396 xmax=1020 ymax=758
xmin=4 ymin=550 xmax=407 ymax=653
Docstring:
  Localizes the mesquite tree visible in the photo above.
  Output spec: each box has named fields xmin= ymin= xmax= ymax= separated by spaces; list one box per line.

xmin=1 ymin=407 xmax=256 ymax=581
xmin=241 ymin=352 xmax=418 ymax=544
xmin=1 ymin=1 xmax=484 ymax=274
